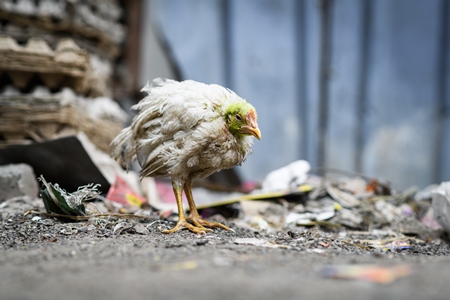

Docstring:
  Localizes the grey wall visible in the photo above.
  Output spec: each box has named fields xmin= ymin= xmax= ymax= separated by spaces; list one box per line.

xmin=142 ymin=0 xmax=450 ymax=189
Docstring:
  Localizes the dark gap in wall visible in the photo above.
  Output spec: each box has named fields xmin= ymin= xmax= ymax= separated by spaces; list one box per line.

xmin=317 ymin=0 xmax=333 ymax=169
xmin=435 ymin=0 xmax=450 ymax=181
xmin=294 ymin=0 xmax=307 ymax=159
xmin=355 ymin=0 xmax=373 ymax=173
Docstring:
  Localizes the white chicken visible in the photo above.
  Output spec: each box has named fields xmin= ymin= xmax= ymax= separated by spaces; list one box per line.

xmin=111 ymin=78 xmax=261 ymax=233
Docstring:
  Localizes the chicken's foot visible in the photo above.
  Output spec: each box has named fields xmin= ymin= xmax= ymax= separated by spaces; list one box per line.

xmin=184 ymin=181 xmax=230 ymax=232
xmin=163 ymin=181 xmax=210 ymax=234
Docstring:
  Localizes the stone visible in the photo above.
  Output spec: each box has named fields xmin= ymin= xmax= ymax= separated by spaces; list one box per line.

xmin=0 ymin=164 xmax=39 ymax=203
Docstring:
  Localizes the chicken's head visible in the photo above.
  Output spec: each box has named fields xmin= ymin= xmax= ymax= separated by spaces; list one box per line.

xmin=225 ymin=102 xmax=261 ymax=140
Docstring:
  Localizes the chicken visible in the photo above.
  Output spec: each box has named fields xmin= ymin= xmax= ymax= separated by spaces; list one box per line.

xmin=111 ymin=78 xmax=261 ymax=234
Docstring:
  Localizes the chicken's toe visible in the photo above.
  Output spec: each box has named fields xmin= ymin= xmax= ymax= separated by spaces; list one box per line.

xmin=162 ymin=219 xmax=210 ymax=234
xmin=189 ymin=217 xmax=230 ymax=231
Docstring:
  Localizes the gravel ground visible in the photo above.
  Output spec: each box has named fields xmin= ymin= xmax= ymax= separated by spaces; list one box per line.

xmin=1 ymin=197 xmax=450 ymax=300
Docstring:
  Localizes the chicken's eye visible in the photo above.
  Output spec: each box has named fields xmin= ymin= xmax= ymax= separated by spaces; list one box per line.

xmin=235 ymin=114 xmax=242 ymax=121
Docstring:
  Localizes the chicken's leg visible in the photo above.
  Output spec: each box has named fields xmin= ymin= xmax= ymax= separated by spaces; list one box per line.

xmin=184 ymin=181 xmax=230 ymax=232
xmin=163 ymin=181 xmax=208 ymax=234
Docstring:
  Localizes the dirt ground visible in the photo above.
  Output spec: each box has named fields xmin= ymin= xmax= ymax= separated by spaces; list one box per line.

xmin=1 ymin=198 xmax=450 ymax=300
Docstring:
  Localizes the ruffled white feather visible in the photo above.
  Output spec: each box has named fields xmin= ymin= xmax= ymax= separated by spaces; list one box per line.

xmin=111 ymin=78 xmax=254 ymax=182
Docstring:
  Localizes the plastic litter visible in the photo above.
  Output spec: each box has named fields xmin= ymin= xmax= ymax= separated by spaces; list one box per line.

xmin=106 ymin=175 xmax=146 ymax=207
xmin=261 ymin=160 xmax=310 ymax=193
xmin=321 ymin=264 xmax=413 ymax=284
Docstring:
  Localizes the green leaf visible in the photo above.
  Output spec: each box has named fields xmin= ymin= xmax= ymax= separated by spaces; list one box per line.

xmin=41 ymin=188 xmax=66 ymax=215
xmin=49 ymin=185 xmax=85 ymax=216
xmin=39 ymin=175 xmax=87 ymax=218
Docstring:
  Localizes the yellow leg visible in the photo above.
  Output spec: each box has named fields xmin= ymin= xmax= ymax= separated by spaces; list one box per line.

xmin=163 ymin=181 xmax=208 ymax=234
xmin=184 ymin=181 xmax=230 ymax=232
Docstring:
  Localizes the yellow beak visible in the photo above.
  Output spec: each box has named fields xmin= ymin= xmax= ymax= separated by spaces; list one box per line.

xmin=242 ymin=126 xmax=261 ymax=140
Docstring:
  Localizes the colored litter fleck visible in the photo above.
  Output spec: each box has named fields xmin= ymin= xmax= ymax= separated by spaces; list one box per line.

xmin=360 ymin=238 xmax=411 ymax=251
xmin=233 ymin=237 xmax=290 ymax=249
xmin=161 ymin=260 xmax=198 ymax=271
xmin=106 ymin=175 xmax=147 ymax=207
xmin=379 ymin=240 xmax=411 ymax=251
xmin=321 ymin=264 xmax=414 ymax=284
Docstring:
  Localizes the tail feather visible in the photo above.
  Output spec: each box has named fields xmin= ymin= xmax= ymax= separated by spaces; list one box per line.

xmin=110 ymin=127 xmax=136 ymax=169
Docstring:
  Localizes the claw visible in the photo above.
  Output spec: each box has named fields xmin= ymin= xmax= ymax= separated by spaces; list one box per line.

xmin=188 ymin=216 xmax=230 ymax=231
xmin=162 ymin=219 xmax=208 ymax=234
xmin=183 ymin=180 xmax=231 ymax=232
xmin=162 ymin=179 xmax=232 ymax=234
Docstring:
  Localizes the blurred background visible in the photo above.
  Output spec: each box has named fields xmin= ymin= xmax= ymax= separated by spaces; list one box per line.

xmin=144 ymin=0 xmax=450 ymax=190
xmin=0 ymin=0 xmax=449 ymax=191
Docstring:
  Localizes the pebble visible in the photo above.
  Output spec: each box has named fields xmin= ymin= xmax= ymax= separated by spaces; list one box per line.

xmin=0 ymin=213 xmax=449 ymax=258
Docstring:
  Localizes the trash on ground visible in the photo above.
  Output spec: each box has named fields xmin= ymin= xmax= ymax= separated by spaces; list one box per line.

xmin=233 ymin=237 xmax=290 ymax=249
xmin=0 ymin=136 xmax=111 ymax=193
xmin=113 ymin=221 xmax=134 ymax=235
xmin=152 ymin=178 xmax=312 ymax=211
xmin=366 ymin=239 xmax=411 ymax=251
xmin=286 ymin=210 xmax=336 ymax=226
xmin=106 ymin=175 xmax=146 ymax=207
xmin=124 ymin=159 xmax=448 ymax=243
xmin=321 ymin=264 xmax=414 ymax=284
xmin=326 ymin=184 xmax=360 ymax=208
xmin=161 ymin=260 xmax=199 ymax=271
xmin=260 ymin=160 xmax=310 ymax=193
xmin=432 ymin=182 xmax=450 ymax=233
xmin=39 ymin=175 xmax=100 ymax=217
xmin=1 ymin=155 xmax=448 ymax=255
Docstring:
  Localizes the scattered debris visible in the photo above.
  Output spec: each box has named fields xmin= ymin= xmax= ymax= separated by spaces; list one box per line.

xmin=106 ymin=175 xmax=147 ymax=207
xmin=321 ymin=264 xmax=414 ymax=284
xmin=39 ymin=175 xmax=100 ymax=217
xmin=35 ymin=174 xmax=150 ymax=223
xmin=372 ymin=239 xmax=411 ymax=251
xmin=161 ymin=260 xmax=198 ymax=271
xmin=133 ymin=223 xmax=150 ymax=235
xmin=112 ymin=221 xmax=133 ymax=235
xmin=261 ymin=160 xmax=310 ymax=192
xmin=0 ymin=136 xmax=111 ymax=193
xmin=432 ymin=182 xmax=450 ymax=233
xmin=326 ymin=184 xmax=360 ymax=208
xmin=234 ymin=238 xmax=290 ymax=249
xmin=1 ymin=158 xmax=449 ymax=265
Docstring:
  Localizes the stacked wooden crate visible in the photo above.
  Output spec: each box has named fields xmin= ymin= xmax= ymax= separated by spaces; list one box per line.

xmin=0 ymin=0 xmax=127 ymax=152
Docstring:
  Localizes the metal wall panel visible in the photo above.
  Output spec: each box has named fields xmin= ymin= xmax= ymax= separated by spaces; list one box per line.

xmin=361 ymin=0 xmax=442 ymax=188
xmin=228 ymin=0 xmax=299 ymax=180
xmin=147 ymin=0 xmax=450 ymax=188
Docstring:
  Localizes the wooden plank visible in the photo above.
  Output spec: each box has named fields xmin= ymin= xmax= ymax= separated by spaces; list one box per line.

xmin=229 ymin=0 xmax=299 ymax=180
xmin=362 ymin=0 xmax=442 ymax=188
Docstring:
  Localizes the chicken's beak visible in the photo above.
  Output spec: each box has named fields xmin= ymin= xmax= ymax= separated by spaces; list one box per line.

xmin=250 ymin=127 xmax=262 ymax=140
xmin=242 ymin=109 xmax=261 ymax=140
xmin=241 ymin=126 xmax=262 ymax=140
